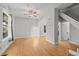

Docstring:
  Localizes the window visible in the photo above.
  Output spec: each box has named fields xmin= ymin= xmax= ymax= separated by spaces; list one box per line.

xmin=3 ymin=13 xmax=8 ymax=38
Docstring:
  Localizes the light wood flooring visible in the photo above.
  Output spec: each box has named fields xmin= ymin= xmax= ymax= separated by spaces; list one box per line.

xmin=2 ymin=36 xmax=79 ymax=56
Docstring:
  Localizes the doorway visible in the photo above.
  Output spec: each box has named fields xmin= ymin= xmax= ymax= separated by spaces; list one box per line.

xmin=58 ymin=20 xmax=70 ymax=41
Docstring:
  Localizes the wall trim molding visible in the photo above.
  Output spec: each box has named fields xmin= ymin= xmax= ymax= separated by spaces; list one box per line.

xmin=16 ymin=36 xmax=56 ymax=44
xmin=15 ymin=36 xmax=41 ymax=40
xmin=46 ymin=38 xmax=55 ymax=45
xmin=15 ymin=36 xmax=32 ymax=39
xmin=0 ymin=41 xmax=13 ymax=56
xmin=69 ymin=40 xmax=79 ymax=45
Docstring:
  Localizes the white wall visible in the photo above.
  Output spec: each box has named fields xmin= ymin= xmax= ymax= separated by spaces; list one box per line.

xmin=14 ymin=17 xmax=39 ymax=38
xmin=58 ymin=22 xmax=62 ymax=40
xmin=0 ymin=3 xmax=21 ymax=55
xmin=60 ymin=12 xmax=79 ymax=45
xmin=39 ymin=17 xmax=47 ymax=36
xmin=33 ymin=4 xmax=62 ymax=44
xmin=61 ymin=22 xmax=70 ymax=40
xmin=38 ymin=4 xmax=61 ymax=44
xmin=70 ymin=24 xmax=79 ymax=45
xmin=31 ymin=26 xmax=40 ymax=37
xmin=0 ymin=3 xmax=13 ymax=55
xmin=0 ymin=3 xmax=3 ymax=52
xmin=0 ymin=4 xmax=3 ymax=41
xmin=41 ymin=6 xmax=54 ymax=43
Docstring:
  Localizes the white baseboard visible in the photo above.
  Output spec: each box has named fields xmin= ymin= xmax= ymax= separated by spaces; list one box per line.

xmin=69 ymin=40 xmax=79 ymax=45
xmin=46 ymin=39 xmax=55 ymax=44
xmin=15 ymin=36 xmax=31 ymax=39
xmin=15 ymin=36 xmax=40 ymax=40
xmin=0 ymin=41 xmax=13 ymax=56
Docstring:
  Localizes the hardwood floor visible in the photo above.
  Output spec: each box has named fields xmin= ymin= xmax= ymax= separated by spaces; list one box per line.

xmin=2 ymin=36 xmax=79 ymax=56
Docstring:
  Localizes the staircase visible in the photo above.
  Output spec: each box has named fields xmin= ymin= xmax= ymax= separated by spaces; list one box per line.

xmin=60 ymin=13 xmax=79 ymax=56
xmin=59 ymin=6 xmax=79 ymax=55
xmin=60 ymin=12 xmax=79 ymax=30
xmin=69 ymin=48 xmax=79 ymax=56
xmin=59 ymin=4 xmax=79 ymax=30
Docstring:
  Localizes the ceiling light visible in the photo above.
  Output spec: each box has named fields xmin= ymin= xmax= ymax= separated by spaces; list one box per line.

xmin=24 ymin=8 xmax=40 ymax=18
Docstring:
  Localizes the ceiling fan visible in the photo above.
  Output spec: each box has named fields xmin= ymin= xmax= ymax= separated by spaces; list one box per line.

xmin=24 ymin=8 xmax=40 ymax=18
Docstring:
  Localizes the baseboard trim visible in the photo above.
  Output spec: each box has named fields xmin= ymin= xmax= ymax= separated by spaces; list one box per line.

xmin=15 ymin=36 xmax=40 ymax=40
xmin=0 ymin=41 xmax=13 ymax=56
xmin=15 ymin=37 xmax=56 ymax=45
xmin=15 ymin=37 xmax=32 ymax=39
xmin=69 ymin=40 xmax=79 ymax=45
xmin=46 ymin=39 xmax=55 ymax=44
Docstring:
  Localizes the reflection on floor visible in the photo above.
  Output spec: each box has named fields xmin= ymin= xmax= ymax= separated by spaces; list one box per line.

xmin=2 ymin=37 xmax=79 ymax=56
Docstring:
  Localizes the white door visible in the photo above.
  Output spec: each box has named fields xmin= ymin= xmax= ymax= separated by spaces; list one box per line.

xmin=62 ymin=22 xmax=70 ymax=40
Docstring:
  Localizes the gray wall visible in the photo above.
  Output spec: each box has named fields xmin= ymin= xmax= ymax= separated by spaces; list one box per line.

xmin=37 ymin=4 xmax=61 ymax=44
xmin=46 ymin=8 xmax=59 ymax=44
xmin=0 ymin=3 xmax=3 ymax=52
xmin=0 ymin=3 xmax=13 ymax=55
xmin=39 ymin=17 xmax=47 ymax=36
xmin=61 ymin=22 xmax=70 ymax=40
xmin=0 ymin=3 xmax=2 ymax=41
xmin=70 ymin=24 xmax=79 ymax=44
xmin=60 ymin=12 xmax=79 ymax=45
xmin=14 ymin=17 xmax=39 ymax=38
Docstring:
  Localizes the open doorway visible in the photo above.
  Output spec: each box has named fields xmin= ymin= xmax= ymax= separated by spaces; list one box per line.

xmin=58 ymin=16 xmax=70 ymax=41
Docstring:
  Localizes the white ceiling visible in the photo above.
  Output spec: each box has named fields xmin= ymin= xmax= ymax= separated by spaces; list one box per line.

xmin=7 ymin=3 xmax=62 ymax=19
